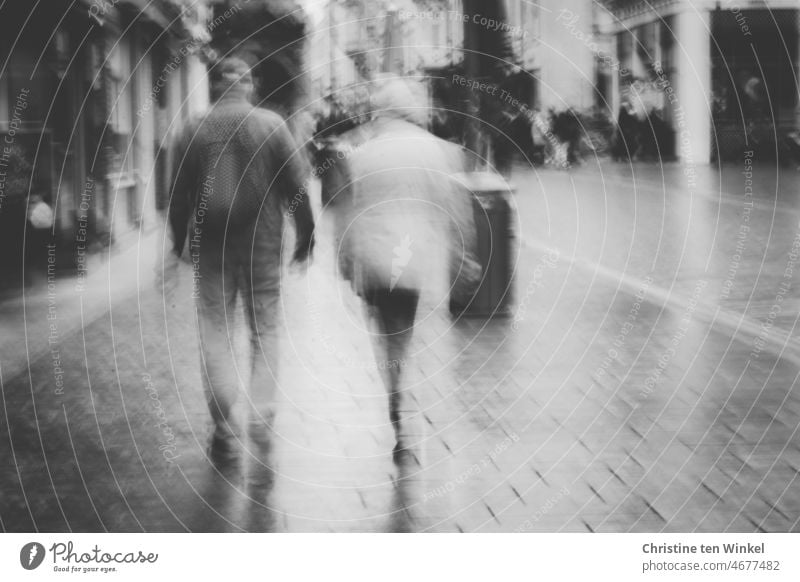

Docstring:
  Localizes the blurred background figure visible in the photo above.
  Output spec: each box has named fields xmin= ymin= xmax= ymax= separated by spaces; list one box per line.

xmin=550 ymin=108 xmax=583 ymax=167
xmin=332 ymin=76 xmax=479 ymax=455
xmin=612 ymin=101 xmax=642 ymax=162
xmin=166 ymin=57 xmax=315 ymax=468
xmin=741 ymin=71 xmax=767 ymax=120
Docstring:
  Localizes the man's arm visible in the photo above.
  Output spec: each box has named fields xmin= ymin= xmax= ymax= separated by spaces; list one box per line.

xmin=168 ymin=122 xmax=196 ymax=257
xmin=262 ymin=113 xmax=315 ymax=264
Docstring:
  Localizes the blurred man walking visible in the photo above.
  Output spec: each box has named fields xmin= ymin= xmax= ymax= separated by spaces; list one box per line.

xmin=166 ymin=57 xmax=314 ymax=465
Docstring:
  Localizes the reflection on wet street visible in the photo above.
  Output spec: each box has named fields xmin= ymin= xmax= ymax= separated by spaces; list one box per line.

xmin=2 ymin=162 xmax=800 ymax=532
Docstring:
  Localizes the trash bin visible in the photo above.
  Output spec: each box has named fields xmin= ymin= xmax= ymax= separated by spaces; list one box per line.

xmin=450 ymin=171 xmax=515 ymax=317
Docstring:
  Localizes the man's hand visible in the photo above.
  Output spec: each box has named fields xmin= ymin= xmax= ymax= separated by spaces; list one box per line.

xmin=291 ymin=232 xmax=315 ymax=269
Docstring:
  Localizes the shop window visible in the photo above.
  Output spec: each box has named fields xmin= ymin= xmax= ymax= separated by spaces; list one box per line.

xmin=636 ymin=22 xmax=657 ymax=66
xmin=3 ymin=47 xmax=48 ymax=126
xmin=0 ymin=46 xmax=51 ymax=203
xmin=617 ymin=32 xmax=633 ymax=73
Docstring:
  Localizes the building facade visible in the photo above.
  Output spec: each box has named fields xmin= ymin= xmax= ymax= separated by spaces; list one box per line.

xmin=599 ymin=0 xmax=799 ymax=163
xmin=0 ymin=0 xmax=211 ymax=279
xmin=530 ymin=0 xmax=597 ymax=112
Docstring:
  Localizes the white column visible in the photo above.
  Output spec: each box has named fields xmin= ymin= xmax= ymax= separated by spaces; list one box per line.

xmin=674 ymin=7 xmax=712 ymax=164
xmin=134 ymin=42 xmax=157 ymax=228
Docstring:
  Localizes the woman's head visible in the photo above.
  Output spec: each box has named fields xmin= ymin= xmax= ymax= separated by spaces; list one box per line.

xmin=369 ymin=76 xmax=428 ymax=127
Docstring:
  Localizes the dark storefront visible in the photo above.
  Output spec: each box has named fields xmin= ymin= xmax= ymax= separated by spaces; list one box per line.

xmin=711 ymin=9 xmax=798 ymax=162
xmin=0 ymin=0 xmax=205 ymax=287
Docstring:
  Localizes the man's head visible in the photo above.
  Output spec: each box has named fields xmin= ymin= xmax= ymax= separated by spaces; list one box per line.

xmin=210 ymin=57 xmax=254 ymax=103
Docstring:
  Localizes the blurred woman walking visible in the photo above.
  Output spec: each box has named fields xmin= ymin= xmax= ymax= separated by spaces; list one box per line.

xmin=331 ymin=77 xmax=480 ymax=455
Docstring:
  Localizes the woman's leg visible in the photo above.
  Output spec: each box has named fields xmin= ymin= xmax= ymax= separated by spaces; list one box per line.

xmin=364 ymin=288 xmax=420 ymax=439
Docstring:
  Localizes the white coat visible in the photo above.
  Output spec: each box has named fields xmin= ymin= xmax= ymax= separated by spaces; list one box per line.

xmin=335 ymin=117 xmax=477 ymax=304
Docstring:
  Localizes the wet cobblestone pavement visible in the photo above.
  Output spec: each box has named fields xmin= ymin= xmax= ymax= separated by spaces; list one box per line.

xmin=2 ymin=162 xmax=800 ymax=532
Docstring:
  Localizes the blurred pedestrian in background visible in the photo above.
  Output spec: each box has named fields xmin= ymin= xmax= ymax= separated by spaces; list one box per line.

xmin=164 ymin=57 xmax=315 ymax=466
xmin=741 ymin=72 xmax=766 ymax=120
xmin=332 ymin=76 xmax=480 ymax=456
xmin=612 ymin=101 xmax=642 ymax=162
xmin=551 ymin=108 xmax=583 ymax=166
